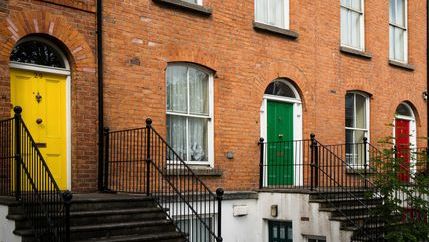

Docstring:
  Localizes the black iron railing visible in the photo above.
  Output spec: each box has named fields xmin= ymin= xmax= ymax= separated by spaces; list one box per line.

xmin=259 ymin=135 xmax=381 ymax=241
xmin=0 ymin=107 xmax=71 ymax=242
xmin=103 ymin=119 xmax=223 ymax=242
xmin=317 ymin=140 xmax=428 ymax=240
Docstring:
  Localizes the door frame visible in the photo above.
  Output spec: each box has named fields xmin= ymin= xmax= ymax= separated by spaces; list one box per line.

xmin=260 ymin=82 xmax=303 ymax=186
xmin=393 ymin=103 xmax=417 ymax=178
xmin=9 ymin=37 xmax=72 ymax=190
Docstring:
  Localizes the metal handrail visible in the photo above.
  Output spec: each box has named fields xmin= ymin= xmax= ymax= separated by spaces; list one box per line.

xmin=0 ymin=107 xmax=72 ymax=242
xmin=103 ymin=118 xmax=223 ymax=242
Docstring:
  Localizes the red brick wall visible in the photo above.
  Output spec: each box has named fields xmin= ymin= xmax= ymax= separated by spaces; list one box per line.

xmin=0 ymin=0 xmax=427 ymax=193
xmin=0 ymin=0 xmax=97 ymax=192
xmin=102 ymin=0 xmax=428 ymax=191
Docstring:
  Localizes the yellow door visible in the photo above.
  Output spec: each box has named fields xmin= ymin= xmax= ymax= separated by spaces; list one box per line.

xmin=10 ymin=68 xmax=67 ymax=190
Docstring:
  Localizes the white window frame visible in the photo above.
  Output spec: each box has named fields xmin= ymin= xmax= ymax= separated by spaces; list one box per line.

xmin=345 ymin=92 xmax=370 ymax=168
xmin=166 ymin=63 xmax=214 ymax=167
xmin=389 ymin=0 xmax=408 ymax=63
xmin=254 ymin=0 xmax=290 ymax=29
xmin=340 ymin=0 xmax=365 ymax=51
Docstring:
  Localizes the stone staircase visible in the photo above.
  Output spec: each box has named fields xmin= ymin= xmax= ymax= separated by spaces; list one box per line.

xmin=309 ymin=190 xmax=386 ymax=242
xmin=6 ymin=193 xmax=185 ymax=242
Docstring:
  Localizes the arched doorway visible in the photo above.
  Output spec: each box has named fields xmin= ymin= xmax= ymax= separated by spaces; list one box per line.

xmin=9 ymin=36 xmax=71 ymax=190
xmin=260 ymin=79 xmax=303 ymax=186
xmin=394 ymin=102 xmax=416 ymax=183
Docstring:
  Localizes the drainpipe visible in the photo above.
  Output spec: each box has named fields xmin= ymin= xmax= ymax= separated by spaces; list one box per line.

xmin=427 ymin=0 xmax=429 ymax=147
xmin=97 ymin=0 xmax=105 ymax=191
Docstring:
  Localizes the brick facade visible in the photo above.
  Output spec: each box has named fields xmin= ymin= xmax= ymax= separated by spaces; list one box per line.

xmin=102 ymin=0 xmax=428 ymax=191
xmin=0 ymin=0 xmax=427 ymax=192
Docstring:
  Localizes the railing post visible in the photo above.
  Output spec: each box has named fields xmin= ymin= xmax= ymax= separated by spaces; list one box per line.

xmin=102 ymin=127 xmax=110 ymax=191
xmin=216 ymin=188 xmax=224 ymax=242
xmin=259 ymin=138 xmax=264 ymax=189
xmin=310 ymin=134 xmax=318 ymax=191
xmin=146 ymin=118 xmax=152 ymax=196
xmin=13 ymin=106 xmax=22 ymax=201
xmin=63 ymin=190 xmax=73 ymax=242
xmin=363 ymin=137 xmax=368 ymax=188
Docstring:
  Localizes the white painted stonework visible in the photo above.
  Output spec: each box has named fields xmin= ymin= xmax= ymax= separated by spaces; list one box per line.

xmin=222 ymin=192 xmax=353 ymax=242
xmin=0 ymin=205 xmax=21 ymax=242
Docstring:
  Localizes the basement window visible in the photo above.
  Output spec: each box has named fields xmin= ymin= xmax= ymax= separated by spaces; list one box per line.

xmin=176 ymin=216 xmax=214 ymax=242
xmin=268 ymin=220 xmax=293 ymax=242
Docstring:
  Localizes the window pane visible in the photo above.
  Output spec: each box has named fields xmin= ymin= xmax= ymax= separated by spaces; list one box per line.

xmin=346 ymin=129 xmax=355 ymax=164
xmin=273 ymin=226 xmax=278 ymax=238
xmin=341 ymin=0 xmax=350 ymax=7
xmin=394 ymin=28 xmax=405 ymax=61
xmin=189 ymin=67 xmax=209 ymax=115
xmin=350 ymin=11 xmax=361 ymax=49
xmin=255 ymin=0 xmax=268 ymax=24
xmin=396 ymin=103 xmax=412 ymax=117
xmin=188 ymin=118 xmax=208 ymax=162
xmin=167 ymin=115 xmax=187 ymax=161
xmin=167 ymin=66 xmax=188 ymax=113
xmin=280 ymin=227 xmax=286 ymax=239
xmin=265 ymin=81 xmax=296 ymax=98
xmin=341 ymin=8 xmax=349 ymax=46
xmin=354 ymin=130 xmax=366 ymax=165
xmin=271 ymin=0 xmax=285 ymax=28
xmin=10 ymin=40 xmax=66 ymax=68
xmin=345 ymin=94 xmax=354 ymax=128
xmin=182 ymin=0 xmax=198 ymax=4
xmin=355 ymin=94 xmax=366 ymax=129
xmin=397 ymin=0 xmax=405 ymax=27
xmin=351 ymin=0 xmax=361 ymax=11
xmin=389 ymin=0 xmax=396 ymax=23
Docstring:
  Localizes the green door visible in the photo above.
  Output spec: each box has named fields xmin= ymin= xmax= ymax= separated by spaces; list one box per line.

xmin=267 ymin=100 xmax=294 ymax=185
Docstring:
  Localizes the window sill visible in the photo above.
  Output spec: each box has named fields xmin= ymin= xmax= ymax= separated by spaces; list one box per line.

xmin=340 ymin=46 xmax=372 ymax=59
xmin=152 ymin=0 xmax=212 ymax=16
xmin=165 ymin=166 xmax=222 ymax=177
xmin=389 ymin=60 xmax=415 ymax=71
xmin=253 ymin=21 xmax=299 ymax=40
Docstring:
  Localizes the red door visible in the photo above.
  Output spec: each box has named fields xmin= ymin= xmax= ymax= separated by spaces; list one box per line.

xmin=395 ymin=119 xmax=410 ymax=183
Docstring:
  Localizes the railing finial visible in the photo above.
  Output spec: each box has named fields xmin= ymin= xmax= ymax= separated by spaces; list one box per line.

xmin=216 ymin=188 xmax=224 ymax=198
xmin=310 ymin=133 xmax=315 ymax=140
xmin=363 ymin=137 xmax=368 ymax=143
xmin=13 ymin=106 xmax=22 ymax=115
xmin=259 ymin=137 xmax=264 ymax=143
xmin=146 ymin=118 xmax=152 ymax=127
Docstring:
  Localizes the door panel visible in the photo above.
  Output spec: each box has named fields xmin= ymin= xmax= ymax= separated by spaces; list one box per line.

xmin=267 ymin=100 xmax=294 ymax=185
xmin=395 ymin=119 xmax=410 ymax=183
xmin=10 ymin=69 xmax=67 ymax=189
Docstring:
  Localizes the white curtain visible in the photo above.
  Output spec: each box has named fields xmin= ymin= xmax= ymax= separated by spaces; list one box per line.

xmin=255 ymin=0 xmax=267 ymax=24
xmin=189 ymin=68 xmax=208 ymax=115
xmin=167 ymin=115 xmax=187 ymax=161
xmin=167 ymin=65 xmax=187 ymax=113
xmin=255 ymin=0 xmax=285 ymax=28
xmin=189 ymin=118 xmax=208 ymax=161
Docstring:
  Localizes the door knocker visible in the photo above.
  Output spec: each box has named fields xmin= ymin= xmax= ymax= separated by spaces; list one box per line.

xmin=35 ymin=92 xmax=42 ymax=103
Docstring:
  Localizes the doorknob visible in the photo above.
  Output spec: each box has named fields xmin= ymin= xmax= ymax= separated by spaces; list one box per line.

xmin=36 ymin=118 xmax=43 ymax=124
xmin=278 ymin=134 xmax=284 ymax=138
